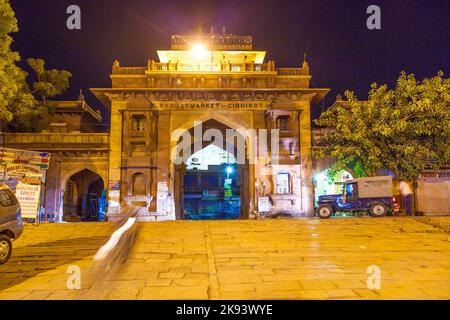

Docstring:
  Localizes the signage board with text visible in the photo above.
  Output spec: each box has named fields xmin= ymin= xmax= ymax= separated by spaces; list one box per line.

xmin=15 ymin=182 xmax=41 ymax=220
xmin=258 ymin=197 xmax=271 ymax=213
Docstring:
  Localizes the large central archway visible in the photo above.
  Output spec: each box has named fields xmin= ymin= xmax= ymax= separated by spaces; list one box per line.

xmin=173 ymin=119 xmax=250 ymax=220
xmin=183 ymin=144 xmax=240 ymax=220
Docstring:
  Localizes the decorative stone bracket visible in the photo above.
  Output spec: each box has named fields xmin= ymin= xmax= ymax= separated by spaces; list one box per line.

xmin=124 ymin=194 xmax=153 ymax=209
xmin=270 ymin=194 xmax=299 ymax=206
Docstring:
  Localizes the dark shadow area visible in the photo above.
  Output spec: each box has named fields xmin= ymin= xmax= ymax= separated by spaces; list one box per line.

xmin=0 ymin=235 xmax=110 ymax=291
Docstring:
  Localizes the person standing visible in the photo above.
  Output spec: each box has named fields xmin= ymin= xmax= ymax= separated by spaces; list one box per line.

xmin=399 ymin=181 xmax=413 ymax=216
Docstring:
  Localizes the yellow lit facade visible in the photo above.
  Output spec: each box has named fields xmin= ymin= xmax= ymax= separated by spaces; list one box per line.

xmin=4 ymin=31 xmax=330 ymax=222
xmin=91 ymin=31 xmax=330 ymax=221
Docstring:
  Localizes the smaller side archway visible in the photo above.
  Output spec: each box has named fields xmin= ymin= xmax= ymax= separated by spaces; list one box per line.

xmin=63 ymin=169 xmax=106 ymax=222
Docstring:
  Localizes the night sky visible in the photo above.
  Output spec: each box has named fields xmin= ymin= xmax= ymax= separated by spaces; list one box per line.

xmin=10 ymin=0 xmax=450 ymax=124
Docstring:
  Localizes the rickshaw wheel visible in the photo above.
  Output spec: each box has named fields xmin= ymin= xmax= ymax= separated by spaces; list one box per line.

xmin=369 ymin=203 xmax=388 ymax=217
xmin=317 ymin=205 xmax=333 ymax=219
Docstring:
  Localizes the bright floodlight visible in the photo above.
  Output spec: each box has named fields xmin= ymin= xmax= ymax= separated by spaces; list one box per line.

xmin=226 ymin=166 xmax=234 ymax=174
xmin=191 ymin=43 xmax=207 ymax=59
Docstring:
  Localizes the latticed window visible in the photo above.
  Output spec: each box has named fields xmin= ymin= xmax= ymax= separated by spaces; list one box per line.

xmin=132 ymin=115 xmax=146 ymax=132
xmin=276 ymin=116 xmax=290 ymax=131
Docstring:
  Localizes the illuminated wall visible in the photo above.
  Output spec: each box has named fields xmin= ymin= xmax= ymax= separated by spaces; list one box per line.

xmin=314 ymin=169 xmax=353 ymax=205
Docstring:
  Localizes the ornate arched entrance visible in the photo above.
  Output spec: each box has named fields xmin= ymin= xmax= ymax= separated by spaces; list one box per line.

xmin=173 ymin=119 xmax=251 ymax=220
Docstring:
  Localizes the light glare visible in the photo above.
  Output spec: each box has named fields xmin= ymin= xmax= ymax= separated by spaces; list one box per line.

xmin=191 ymin=43 xmax=208 ymax=59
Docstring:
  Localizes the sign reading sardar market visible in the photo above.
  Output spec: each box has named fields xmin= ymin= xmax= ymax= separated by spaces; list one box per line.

xmin=154 ymin=101 xmax=270 ymax=111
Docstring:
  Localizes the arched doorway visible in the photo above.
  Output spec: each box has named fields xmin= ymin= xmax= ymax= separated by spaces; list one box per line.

xmin=183 ymin=144 xmax=240 ymax=220
xmin=63 ymin=169 xmax=105 ymax=222
xmin=173 ymin=119 xmax=250 ymax=220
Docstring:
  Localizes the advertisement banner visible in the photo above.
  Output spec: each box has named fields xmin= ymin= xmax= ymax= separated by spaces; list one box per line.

xmin=258 ymin=197 xmax=271 ymax=213
xmin=108 ymin=190 xmax=120 ymax=208
xmin=419 ymin=171 xmax=450 ymax=183
xmin=157 ymin=181 xmax=169 ymax=214
xmin=15 ymin=182 xmax=41 ymax=220
xmin=0 ymin=148 xmax=50 ymax=184
xmin=0 ymin=148 xmax=50 ymax=169
xmin=5 ymin=163 xmax=45 ymax=179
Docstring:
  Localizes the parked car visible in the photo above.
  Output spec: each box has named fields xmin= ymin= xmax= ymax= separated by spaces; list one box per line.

xmin=316 ymin=176 xmax=394 ymax=219
xmin=0 ymin=183 xmax=23 ymax=264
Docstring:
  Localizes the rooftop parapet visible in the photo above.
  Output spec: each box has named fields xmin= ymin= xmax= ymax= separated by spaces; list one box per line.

xmin=111 ymin=60 xmax=310 ymax=76
xmin=171 ymin=33 xmax=253 ymax=51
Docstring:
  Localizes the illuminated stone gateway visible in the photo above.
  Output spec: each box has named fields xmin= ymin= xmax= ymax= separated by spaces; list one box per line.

xmin=4 ymin=31 xmax=329 ymax=222
xmin=91 ymin=31 xmax=329 ymax=221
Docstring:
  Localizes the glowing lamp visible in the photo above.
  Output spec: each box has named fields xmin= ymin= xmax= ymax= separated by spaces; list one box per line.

xmin=191 ymin=43 xmax=208 ymax=60
xmin=226 ymin=166 xmax=234 ymax=174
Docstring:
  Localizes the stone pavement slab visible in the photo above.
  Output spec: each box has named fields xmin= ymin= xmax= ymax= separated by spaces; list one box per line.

xmin=0 ymin=217 xmax=449 ymax=300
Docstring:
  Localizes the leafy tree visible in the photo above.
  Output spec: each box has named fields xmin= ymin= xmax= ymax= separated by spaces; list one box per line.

xmin=315 ymin=71 xmax=450 ymax=183
xmin=27 ymin=58 xmax=71 ymax=101
xmin=0 ymin=0 xmax=71 ymax=132
xmin=0 ymin=0 xmax=35 ymax=125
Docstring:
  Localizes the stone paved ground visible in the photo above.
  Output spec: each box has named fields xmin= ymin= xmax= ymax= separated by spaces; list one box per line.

xmin=0 ymin=217 xmax=449 ymax=300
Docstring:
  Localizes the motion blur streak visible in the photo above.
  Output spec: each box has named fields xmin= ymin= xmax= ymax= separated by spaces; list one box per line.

xmin=79 ymin=205 xmax=141 ymax=298
xmin=94 ymin=217 xmax=137 ymax=261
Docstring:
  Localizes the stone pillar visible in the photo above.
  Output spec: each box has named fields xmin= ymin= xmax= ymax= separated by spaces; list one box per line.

xmin=123 ymin=110 xmax=131 ymax=156
xmin=298 ymin=102 xmax=314 ymax=215
xmin=157 ymin=111 xmax=172 ymax=206
xmin=248 ymin=112 xmax=256 ymax=215
xmin=45 ymin=156 xmax=62 ymax=222
xmin=253 ymin=110 xmax=268 ymax=213
xmin=107 ymin=100 xmax=126 ymax=216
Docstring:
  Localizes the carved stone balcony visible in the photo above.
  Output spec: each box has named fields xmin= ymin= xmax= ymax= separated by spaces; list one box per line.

xmin=279 ymin=130 xmax=294 ymax=138
xmin=129 ymin=130 xmax=146 ymax=142
xmin=270 ymin=194 xmax=300 ymax=208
